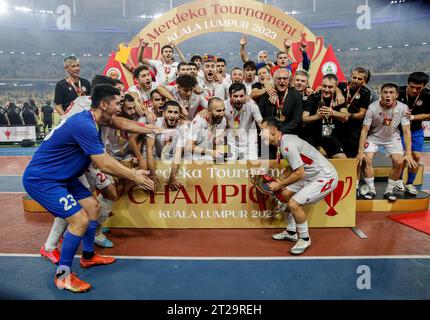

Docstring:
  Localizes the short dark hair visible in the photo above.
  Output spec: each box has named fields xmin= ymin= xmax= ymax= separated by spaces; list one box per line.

xmin=150 ymin=89 xmax=164 ymax=99
xmin=322 ymin=73 xmax=338 ymax=83
xmin=229 ymin=83 xmax=246 ymax=95
xmin=190 ymin=55 xmax=202 ymax=63
xmin=91 ymin=84 xmax=120 ymax=109
xmin=177 ymin=62 xmax=189 ymax=70
xmin=176 ymin=75 xmax=197 ymax=89
xmin=217 ymin=58 xmax=226 ymax=65
xmin=188 ymin=62 xmax=198 ymax=69
xmin=381 ymin=82 xmax=399 ymax=92
xmin=231 ymin=67 xmax=243 ymax=73
xmin=352 ymin=67 xmax=370 ymax=82
xmin=277 ymin=51 xmax=288 ymax=59
xmin=91 ymin=75 xmax=115 ymax=88
xmin=262 ymin=117 xmax=282 ymax=131
xmin=124 ymin=93 xmax=134 ymax=102
xmin=161 ymin=45 xmax=173 ymax=53
xmin=133 ymin=64 xmax=150 ymax=79
xmin=163 ymin=100 xmax=181 ymax=111
xmin=408 ymin=72 xmax=429 ymax=86
xmin=243 ymin=60 xmax=256 ymax=71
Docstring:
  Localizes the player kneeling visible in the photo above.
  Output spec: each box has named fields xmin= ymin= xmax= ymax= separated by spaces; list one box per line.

xmin=260 ymin=118 xmax=338 ymax=255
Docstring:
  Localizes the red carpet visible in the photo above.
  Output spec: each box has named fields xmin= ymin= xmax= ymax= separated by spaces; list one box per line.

xmin=388 ymin=210 xmax=430 ymax=235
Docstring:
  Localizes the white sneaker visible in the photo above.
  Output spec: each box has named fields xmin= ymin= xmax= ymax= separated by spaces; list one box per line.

xmin=405 ymin=184 xmax=418 ymax=195
xmin=395 ymin=180 xmax=405 ymax=192
xmin=272 ymin=230 xmax=298 ymax=242
xmin=290 ymin=238 xmax=311 ymax=255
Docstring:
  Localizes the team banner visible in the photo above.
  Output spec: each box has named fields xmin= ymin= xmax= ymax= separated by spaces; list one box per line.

xmin=107 ymin=159 xmax=356 ymax=228
xmin=104 ymin=0 xmax=345 ymax=88
xmin=0 ymin=126 xmax=36 ymax=142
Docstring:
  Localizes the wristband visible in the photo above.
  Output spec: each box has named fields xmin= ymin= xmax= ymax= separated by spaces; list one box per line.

xmin=137 ymin=122 xmax=145 ymax=127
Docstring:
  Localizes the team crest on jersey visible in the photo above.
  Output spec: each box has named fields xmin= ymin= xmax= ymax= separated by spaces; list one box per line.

xmin=107 ymin=67 xmax=122 ymax=80
xmin=416 ymin=100 xmax=423 ymax=106
xmin=302 ymin=96 xmax=308 ymax=101
xmin=82 ymin=86 xmax=87 ymax=93
xmin=383 ymin=117 xmax=393 ymax=126
xmin=355 ymin=94 xmax=360 ymax=99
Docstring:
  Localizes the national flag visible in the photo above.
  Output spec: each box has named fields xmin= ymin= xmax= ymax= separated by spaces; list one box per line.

xmin=103 ymin=51 xmax=129 ymax=90
xmin=312 ymin=44 xmax=346 ymax=90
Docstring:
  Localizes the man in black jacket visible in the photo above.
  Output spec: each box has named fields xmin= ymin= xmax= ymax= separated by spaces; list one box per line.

xmin=258 ymin=68 xmax=303 ymax=158
xmin=301 ymin=74 xmax=348 ymax=159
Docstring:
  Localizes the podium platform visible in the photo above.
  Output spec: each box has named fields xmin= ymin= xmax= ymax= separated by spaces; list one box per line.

xmin=357 ymin=180 xmax=429 ymax=212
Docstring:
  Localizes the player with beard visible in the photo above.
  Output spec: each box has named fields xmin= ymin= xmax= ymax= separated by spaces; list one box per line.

xmin=190 ymin=55 xmax=204 ymax=79
xmin=166 ymin=74 xmax=208 ymax=120
xmin=188 ymin=62 xmax=199 ymax=79
xmin=127 ymin=65 xmax=175 ymax=121
xmin=357 ymin=83 xmax=417 ymax=201
xmin=102 ymin=94 xmax=137 ymax=164
xmin=258 ymin=69 xmax=304 ymax=159
xmin=261 ymin=117 xmax=338 ymax=255
xmin=230 ymin=67 xmax=244 ymax=85
xmin=396 ymin=72 xmax=430 ymax=195
xmin=186 ymin=97 xmax=227 ymax=161
xmin=224 ymin=83 xmax=263 ymax=160
xmin=146 ymin=101 xmax=187 ymax=189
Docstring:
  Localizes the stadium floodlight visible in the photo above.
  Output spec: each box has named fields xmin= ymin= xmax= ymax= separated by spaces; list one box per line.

xmin=367 ymin=47 xmax=372 ymax=50
xmin=0 ymin=1 xmax=7 ymax=15
xmin=14 ymin=6 xmax=31 ymax=12
xmin=404 ymin=44 xmax=409 ymax=47
xmin=377 ymin=46 xmax=382 ymax=49
xmin=20 ymin=51 xmax=25 ymax=54
xmin=422 ymin=42 xmax=427 ymax=45
xmin=36 ymin=52 xmax=40 ymax=55
xmin=336 ymin=49 xmax=341 ymax=51
xmin=153 ymin=13 xmax=162 ymax=19
xmin=388 ymin=45 xmax=393 ymax=48
xmin=0 ymin=51 xmax=3 ymax=53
